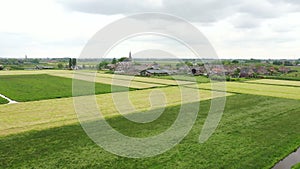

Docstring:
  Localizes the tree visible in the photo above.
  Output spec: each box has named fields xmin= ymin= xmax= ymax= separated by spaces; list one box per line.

xmin=0 ymin=65 xmax=3 ymax=70
xmin=197 ymin=62 xmax=204 ymax=66
xmin=232 ymin=60 xmax=239 ymax=64
xmin=184 ymin=61 xmax=193 ymax=67
xmin=72 ymin=58 xmax=77 ymax=68
xmin=118 ymin=57 xmax=127 ymax=62
xmin=233 ymin=68 xmax=240 ymax=78
xmin=32 ymin=59 xmax=39 ymax=64
xmin=98 ymin=61 xmax=109 ymax=70
xmin=68 ymin=58 xmax=72 ymax=69
xmin=57 ymin=63 xmax=63 ymax=69
xmin=284 ymin=61 xmax=293 ymax=66
xmin=111 ymin=58 xmax=117 ymax=64
xmin=273 ymin=60 xmax=283 ymax=65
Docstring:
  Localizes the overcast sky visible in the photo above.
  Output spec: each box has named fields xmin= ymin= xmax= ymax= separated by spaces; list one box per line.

xmin=0 ymin=0 xmax=300 ymax=59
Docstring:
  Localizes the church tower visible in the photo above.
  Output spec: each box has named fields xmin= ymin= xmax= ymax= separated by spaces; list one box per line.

xmin=129 ymin=51 xmax=132 ymax=61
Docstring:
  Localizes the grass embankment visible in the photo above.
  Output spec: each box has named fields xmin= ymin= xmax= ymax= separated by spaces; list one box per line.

xmin=0 ymin=94 xmax=299 ymax=168
xmin=0 ymin=74 xmax=133 ymax=102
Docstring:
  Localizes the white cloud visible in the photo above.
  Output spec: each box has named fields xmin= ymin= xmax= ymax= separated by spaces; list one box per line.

xmin=0 ymin=0 xmax=299 ymax=59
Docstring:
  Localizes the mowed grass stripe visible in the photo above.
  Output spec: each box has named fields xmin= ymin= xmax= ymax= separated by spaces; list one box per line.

xmin=245 ymin=79 xmax=300 ymax=87
xmin=187 ymin=81 xmax=300 ymax=100
xmin=0 ymin=74 xmax=133 ymax=102
xmin=50 ymin=72 xmax=166 ymax=89
xmin=0 ymin=70 xmax=68 ymax=76
xmin=0 ymin=94 xmax=299 ymax=168
xmin=0 ymin=70 xmax=193 ymax=88
xmin=97 ymin=73 xmax=194 ymax=85
xmin=0 ymin=87 xmax=232 ymax=136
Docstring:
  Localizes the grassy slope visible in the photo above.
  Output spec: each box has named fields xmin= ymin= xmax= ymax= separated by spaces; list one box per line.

xmin=0 ymin=94 xmax=299 ymax=168
xmin=0 ymin=74 xmax=132 ymax=102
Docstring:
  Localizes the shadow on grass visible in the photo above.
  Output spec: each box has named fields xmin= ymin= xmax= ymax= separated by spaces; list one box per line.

xmin=0 ymin=94 xmax=300 ymax=168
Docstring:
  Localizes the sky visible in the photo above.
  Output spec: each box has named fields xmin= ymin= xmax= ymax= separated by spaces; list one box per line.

xmin=0 ymin=0 xmax=300 ymax=59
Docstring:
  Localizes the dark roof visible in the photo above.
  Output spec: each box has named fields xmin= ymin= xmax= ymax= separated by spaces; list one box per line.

xmin=143 ymin=69 xmax=169 ymax=74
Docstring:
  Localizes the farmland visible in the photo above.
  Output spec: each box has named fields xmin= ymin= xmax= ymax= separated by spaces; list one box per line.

xmin=0 ymin=70 xmax=299 ymax=168
xmin=0 ymin=74 xmax=133 ymax=102
xmin=189 ymin=80 xmax=300 ymax=100
xmin=245 ymin=79 xmax=300 ymax=87
xmin=151 ymin=74 xmax=211 ymax=83
xmin=0 ymin=86 xmax=230 ymax=136
xmin=0 ymin=94 xmax=299 ymax=168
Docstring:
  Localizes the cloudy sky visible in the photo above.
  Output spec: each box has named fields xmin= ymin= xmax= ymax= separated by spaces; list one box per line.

xmin=0 ymin=0 xmax=300 ymax=59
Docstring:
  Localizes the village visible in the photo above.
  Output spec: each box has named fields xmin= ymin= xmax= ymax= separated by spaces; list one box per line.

xmin=1 ymin=52 xmax=299 ymax=80
xmin=101 ymin=52 xmax=298 ymax=79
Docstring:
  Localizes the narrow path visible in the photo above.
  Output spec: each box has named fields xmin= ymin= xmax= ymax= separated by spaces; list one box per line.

xmin=0 ymin=94 xmax=18 ymax=104
xmin=272 ymin=147 xmax=300 ymax=169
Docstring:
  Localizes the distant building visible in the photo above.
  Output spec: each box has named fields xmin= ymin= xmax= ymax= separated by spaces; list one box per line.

xmin=140 ymin=69 xmax=170 ymax=76
xmin=35 ymin=65 xmax=54 ymax=70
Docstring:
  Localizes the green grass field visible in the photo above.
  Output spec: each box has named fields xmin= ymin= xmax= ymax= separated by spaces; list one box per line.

xmin=0 ymin=71 xmax=299 ymax=168
xmin=0 ymin=87 xmax=230 ymax=136
xmin=246 ymin=79 xmax=300 ymax=87
xmin=0 ymin=97 xmax=8 ymax=104
xmin=0 ymin=70 xmax=178 ymax=89
xmin=190 ymin=81 xmax=300 ymax=100
xmin=0 ymin=94 xmax=299 ymax=168
xmin=151 ymin=75 xmax=211 ymax=83
xmin=0 ymin=74 xmax=132 ymax=102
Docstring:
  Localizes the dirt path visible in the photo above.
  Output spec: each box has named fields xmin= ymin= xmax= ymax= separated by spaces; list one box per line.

xmin=0 ymin=94 xmax=18 ymax=104
xmin=272 ymin=147 xmax=300 ymax=169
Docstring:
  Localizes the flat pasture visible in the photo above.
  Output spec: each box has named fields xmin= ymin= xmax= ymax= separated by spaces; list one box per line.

xmin=0 ymin=94 xmax=299 ymax=168
xmin=98 ymin=73 xmax=194 ymax=85
xmin=0 ymin=74 xmax=132 ymax=102
xmin=0 ymin=87 xmax=231 ymax=136
xmin=246 ymin=79 xmax=300 ymax=87
xmin=189 ymin=81 xmax=300 ymax=100
xmin=52 ymin=72 xmax=166 ymax=89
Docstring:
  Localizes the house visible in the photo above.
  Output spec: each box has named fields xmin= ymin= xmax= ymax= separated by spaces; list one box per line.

xmin=107 ymin=64 xmax=116 ymax=70
xmin=255 ymin=66 xmax=269 ymax=75
xmin=140 ymin=69 xmax=169 ymax=76
xmin=240 ymin=67 xmax=255 ymax=78
xmin=210 ymin=67 xmax=226 ymax=76
xmin=278 ymin=66 xmax=291 ymax=74
xmin=35 ymin=65 xmax=54 ymax=70
xmin=191 ymin=66 xmax=206 ymax=75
